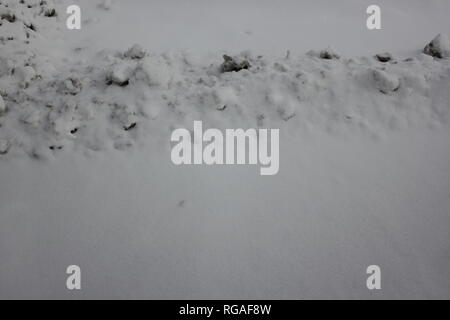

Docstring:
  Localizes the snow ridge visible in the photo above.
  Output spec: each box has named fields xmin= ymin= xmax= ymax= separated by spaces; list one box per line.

xmin=1 ymin=0 xmax=450 ymax=159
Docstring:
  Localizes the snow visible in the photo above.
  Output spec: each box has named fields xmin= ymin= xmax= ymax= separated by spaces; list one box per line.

xmin=0 ymin=138 xmax=8 ymax=154
xmin=424 ymin=33 xmax=450 ymax=59
xmin=372 ymin=69 xmax=400 ymax=94
xmin=64 ymin=0 xmax=450 ymax=58
xmin=98 ymin=0 xmax=113 ymax=11
xmin=124 ymin=44 xmax=146 ymax=60
xmin=107 ymin=60 xmax=137 ymax=86
xmin=0 ymin=94 xmax=5 ymax=114
xmin=5 ymin=45 xmax=448 ymax=157
xmin=1 ymin=0 xmax=450 ymax=299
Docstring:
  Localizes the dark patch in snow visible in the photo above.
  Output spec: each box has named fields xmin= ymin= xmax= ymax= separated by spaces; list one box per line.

xmin=123 ymin=122 xmax=137 ymax=131
xmin=220 ymin=55 xmax=251 ymax=73
xmin=375 ymin=53 xmax=392 ymax=63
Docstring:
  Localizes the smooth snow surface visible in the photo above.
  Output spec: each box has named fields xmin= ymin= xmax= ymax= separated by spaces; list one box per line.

xmin=1 ymin=0 xmax=449 ymax=299
xmin=67 ymin=0 xmax=450 ymax=57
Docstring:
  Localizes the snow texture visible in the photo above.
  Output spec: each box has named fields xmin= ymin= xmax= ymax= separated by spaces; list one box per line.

xmin=1 ymin=0 xmax=450 ymax=299
xmin=1 ymin=2 xmax=449 ymax=158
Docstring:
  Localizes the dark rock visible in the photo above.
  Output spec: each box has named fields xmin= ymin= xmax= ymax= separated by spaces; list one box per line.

xmin=220 ymin=55 xmax=251 ymax=73
xmin=319 ymin=48 xmax=340 ymax=60
xmin=424 ymin=34 xmax=450 ymax=59
xmin=375 ymin=52 xmax=392 ymax=63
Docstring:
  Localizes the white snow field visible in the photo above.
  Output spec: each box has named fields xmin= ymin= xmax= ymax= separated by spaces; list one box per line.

xmin=0 ymin=0 xmax=450 ymax=299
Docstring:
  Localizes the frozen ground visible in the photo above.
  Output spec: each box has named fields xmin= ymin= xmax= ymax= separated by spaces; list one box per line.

xmin=0 ymin=0 xmax=449 ymax=299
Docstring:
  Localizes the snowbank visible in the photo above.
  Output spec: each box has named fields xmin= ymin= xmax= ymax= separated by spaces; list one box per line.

xmin=0 ymin=0 xmax=449 ymax=161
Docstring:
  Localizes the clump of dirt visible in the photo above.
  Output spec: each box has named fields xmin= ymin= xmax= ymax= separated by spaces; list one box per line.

xmin=375 ymin=52 xmax=392 ymax=63
xmin=319 ymin=47 xmax=340 ymax=60
xmin=220 ymin=55 xmax=251 ymax=73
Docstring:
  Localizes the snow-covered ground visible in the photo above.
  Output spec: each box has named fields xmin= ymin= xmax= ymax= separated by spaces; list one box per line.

xmin=68 ymin=0 xmax=450 ymax=57
xmin=0 ymin=0 xmax=449 ymax=299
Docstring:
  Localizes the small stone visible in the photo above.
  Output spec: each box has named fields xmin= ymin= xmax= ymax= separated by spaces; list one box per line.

xmin=123 ymin=122 xmax=137 ymax=131
xmin=220 ymin=55 xmax=251 ymax=73
xmin=424 ymin=34 xmax=450 ymax=59
xmin=44 ymin=8 xmax=57 ymax=17
xmin=1 ymin=11 xmax=16 ymax=23
xmin=375 ymin=52 xmax=392 ymax=63
xmin=319 ymin=47 xmax=340 ymax=60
